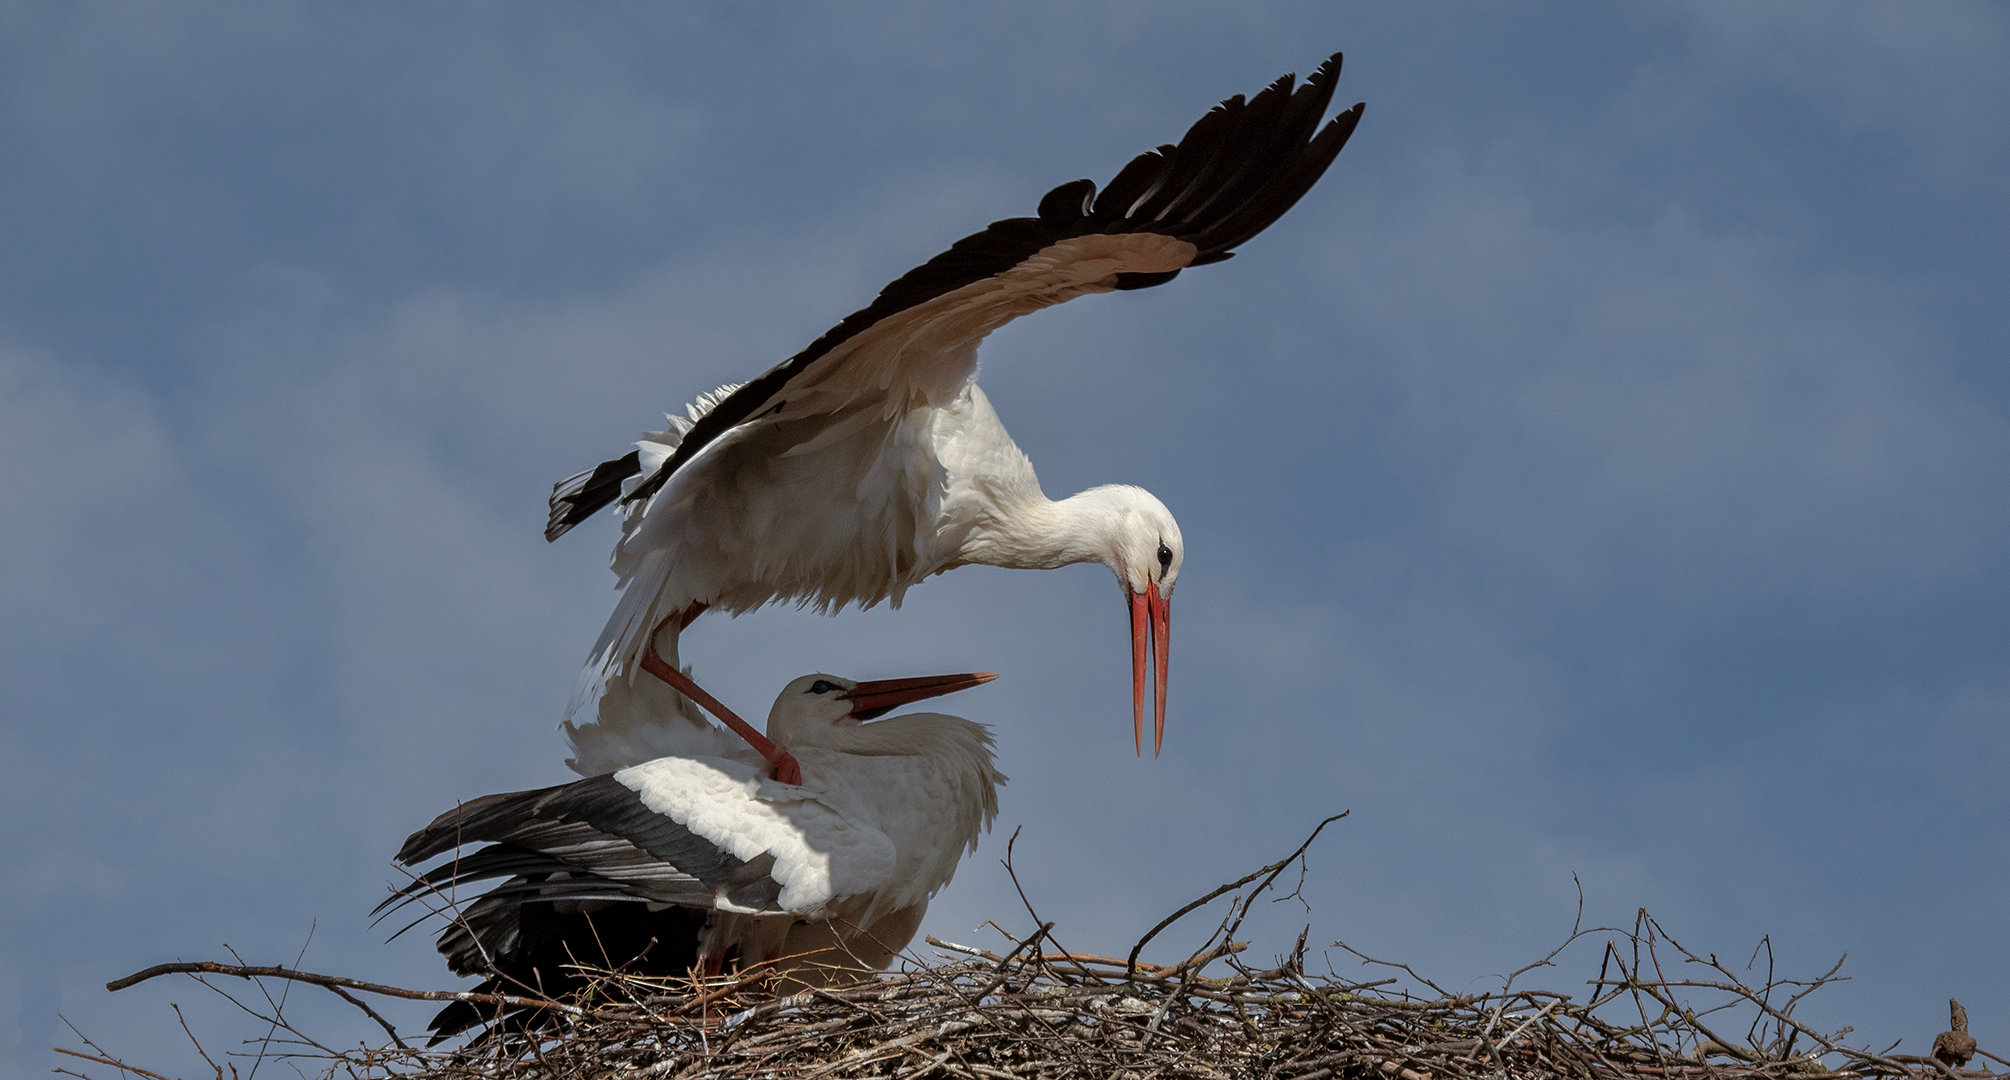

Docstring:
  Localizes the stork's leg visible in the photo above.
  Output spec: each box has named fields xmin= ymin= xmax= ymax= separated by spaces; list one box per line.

xmin=697 ymin=911 xmax=748 ymax=978
xmin=640 ymin=613 xmax=804 ymax=786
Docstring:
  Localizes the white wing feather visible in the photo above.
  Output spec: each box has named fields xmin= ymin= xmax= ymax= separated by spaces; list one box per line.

xmin=614 ymin=756 xmax=899 ymax=917
xmin=569 ymin=235 xmax=1197 ymax=726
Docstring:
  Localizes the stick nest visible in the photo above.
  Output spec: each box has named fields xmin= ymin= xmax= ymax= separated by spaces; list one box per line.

xmin=64 ymin=817 xmax=2002 ymax=1080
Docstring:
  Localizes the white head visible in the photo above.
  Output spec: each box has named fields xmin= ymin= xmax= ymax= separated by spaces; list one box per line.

xmin=1079 ymin=485 xmax=1181 ymax=758
xmin=766 ymin=672 xmax=999 ymax=749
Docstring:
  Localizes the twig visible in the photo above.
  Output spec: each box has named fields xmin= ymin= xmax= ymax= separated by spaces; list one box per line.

xmin=972 ymin=922 xmax=1055 ymax=1002
xmin=1000 ymin=827 xmax=1064 ymax=963
xmin=108 ymin=961 xmax=574 ymax=1014
xmin=1328 ymin=940 xmax=1449 ymax=998
xmin=1219 ymin=813 xmax=1349 ymax=949
xmin=170 ymin=1003 xmax=223 ymax=1079
xmin=53 ymin=1047 xmax=180 ymax=1080
xmin=325 ymin=982 xmax=410 ymax=1049
xmin=1127 ymin=811 xmax=1348 ymax=977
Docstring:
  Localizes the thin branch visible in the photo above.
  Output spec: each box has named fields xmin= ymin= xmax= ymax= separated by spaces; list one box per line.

xmin=53 ymin=1047 xmax=181 ymax=1080
xmin=108 ymin=961 xmax=574 ymax=1014
xmin=1000 ymin=826 xmax=1064 ymax=963
xmin=169 ymin=1003 xmax=223 ymax=1080
xmin=321 ymin=982 xmax=410 ymax=1049
xmin=1127 ymin=811 xmax=1347 ymax=977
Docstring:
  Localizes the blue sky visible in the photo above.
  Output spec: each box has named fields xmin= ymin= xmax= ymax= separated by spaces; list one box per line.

xmin=3 ymin=4 xmax=2006 ymax=1074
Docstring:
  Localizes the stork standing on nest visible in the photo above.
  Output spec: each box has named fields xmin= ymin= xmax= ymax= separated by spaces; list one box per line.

xmin=550 ymin=53 xmax=1363 ymax=782
xmin=381 ymin=671 xmax=1004 ymax=1040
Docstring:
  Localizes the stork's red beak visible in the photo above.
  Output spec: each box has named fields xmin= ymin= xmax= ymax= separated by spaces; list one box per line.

xmin=1129 ymin=581 xmax=1171 ymax=756
xmin=845 ymin=672 xmax=997 ymax=720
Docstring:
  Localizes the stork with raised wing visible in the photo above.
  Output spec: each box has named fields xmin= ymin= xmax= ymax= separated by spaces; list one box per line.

xmin=552 ymin=53 xmax=1364 ymax=781
xmin=381 ymin=671 xmax=1004 ymax=1040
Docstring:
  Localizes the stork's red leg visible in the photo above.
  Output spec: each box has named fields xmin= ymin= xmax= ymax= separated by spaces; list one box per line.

xmin=640 ymin=613 xmax=804 ymax=785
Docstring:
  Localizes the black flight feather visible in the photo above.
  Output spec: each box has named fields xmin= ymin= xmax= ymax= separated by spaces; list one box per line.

xmin=547 ymin=52 xmax=1362 ymax=539
xmin=546 ymin=451 xmax=640 ymax=541
xmin=381 ymin=774 xmax=794 ymax=1041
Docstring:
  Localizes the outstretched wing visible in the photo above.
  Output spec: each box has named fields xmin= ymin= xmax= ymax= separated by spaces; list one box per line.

xmin=546 ymin=52 xmax=1363 ymax=540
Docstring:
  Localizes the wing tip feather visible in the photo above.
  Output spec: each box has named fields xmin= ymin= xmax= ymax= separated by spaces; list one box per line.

xmin=567 ymin=50 xmax=1362 ymax=513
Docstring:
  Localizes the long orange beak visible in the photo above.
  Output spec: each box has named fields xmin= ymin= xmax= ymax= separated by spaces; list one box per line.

xmin=845 ymin=672 xmax=998 ymax=720
xmin=1129 ymin=581 xmax=1171 ymax=756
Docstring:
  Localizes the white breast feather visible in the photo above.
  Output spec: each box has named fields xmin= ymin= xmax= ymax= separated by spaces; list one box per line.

xmin=792 ymin=714 xmax=1005 ymax=922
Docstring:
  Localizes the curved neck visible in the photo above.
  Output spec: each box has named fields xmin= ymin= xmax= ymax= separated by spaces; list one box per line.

xmin=966 ymin=486 xmax=1124 ymax=573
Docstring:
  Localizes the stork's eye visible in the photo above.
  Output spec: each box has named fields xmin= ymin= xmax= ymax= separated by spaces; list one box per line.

xmin=807 ymin=679 xmax=840 ymax=695
xmin=1156 ymin=543 xmax=1173 ymax=574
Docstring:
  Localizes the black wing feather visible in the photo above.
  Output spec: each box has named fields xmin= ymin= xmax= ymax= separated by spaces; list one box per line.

xmin=378 ymin=773 xmax=793 ymax=1040
xmin=546 ymin=451 xmax=640 ymax=541
xmin=1092 ymin=145 xmax=1175 ymax=218
xmin=389 ymin=774 xmax=755 ymax=895
xmin=421 ymin=902 xmax=713 ymax=1042
xmin=1036 ymin=177 xmax=1096 ymax=224
xmin=550 ymin=52 xmax=1362 ymax=535
xmin=1172 ymin=77 xmax=1303 ymax=227
xmin=1132 ymin=93 xmax=1244 ymax=224
xmin=1192 ymin=56 xmax=1361 ymax=255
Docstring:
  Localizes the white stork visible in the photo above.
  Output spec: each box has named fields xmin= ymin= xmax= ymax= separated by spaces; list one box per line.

xmin=381 ymin=670 xmax=1004 ymax=1039
xmin=550 ymin=53 xmax=1364 ymax=781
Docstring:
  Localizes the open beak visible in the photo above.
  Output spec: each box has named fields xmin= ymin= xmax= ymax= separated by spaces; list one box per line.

xmin=845 ymin=672 xmax=998 ymax=721
xmin=1129 ymin=581 xmax=1171 ymax=756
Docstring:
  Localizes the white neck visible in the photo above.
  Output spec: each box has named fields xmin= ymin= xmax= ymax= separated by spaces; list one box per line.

xmin=960 ymin=484 xmax=1139 ymax=574
xmin=809 ymin=712 xmax=997 ymax=761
